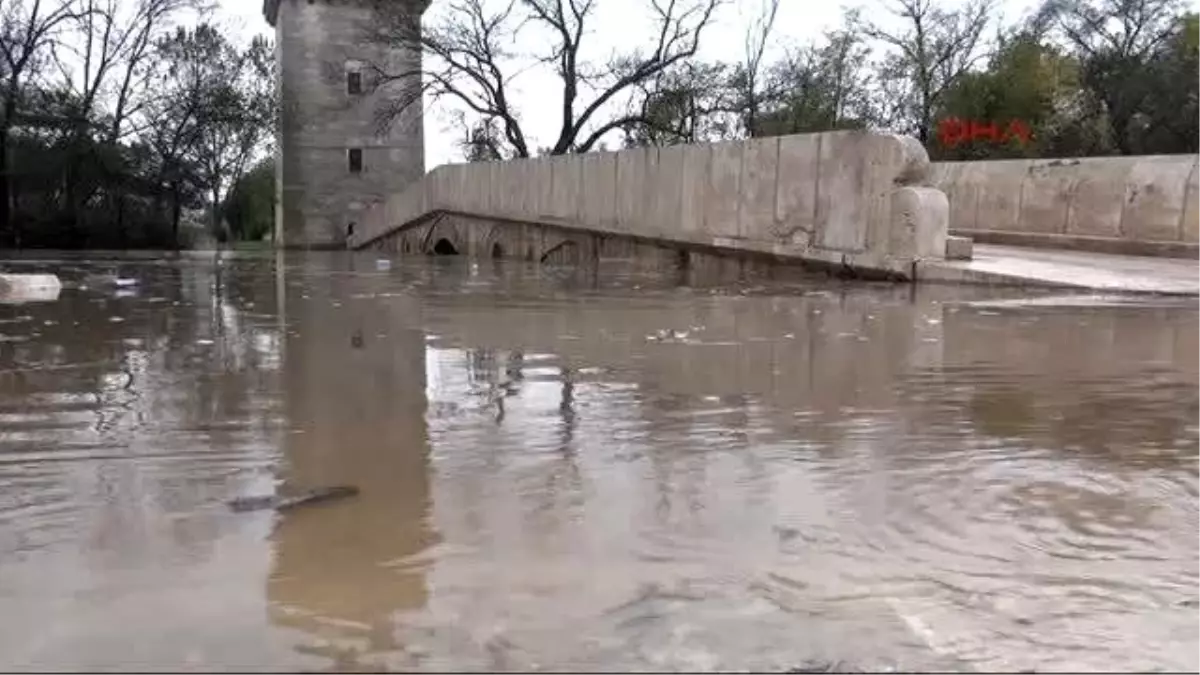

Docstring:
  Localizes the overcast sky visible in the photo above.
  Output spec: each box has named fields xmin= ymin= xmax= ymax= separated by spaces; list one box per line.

xmin=216 ymin=0 xmax=1043 ymax=170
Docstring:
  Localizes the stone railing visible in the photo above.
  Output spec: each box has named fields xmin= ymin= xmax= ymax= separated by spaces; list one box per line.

xmin=931 ymin=154 xmax=1199 ymax=258
xmin=353 ymin=130 xmax=951 ymax=277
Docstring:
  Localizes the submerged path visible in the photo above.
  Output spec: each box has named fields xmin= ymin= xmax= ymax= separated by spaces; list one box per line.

xmin=919 ymin=244 xmax=1199 ymax=296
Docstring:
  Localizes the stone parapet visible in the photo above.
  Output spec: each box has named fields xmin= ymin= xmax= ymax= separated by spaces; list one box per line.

xmin=351 ymin=131 xmax=953 ymax=278
xmin=931 ymin=155 xmax=1199 ymax=259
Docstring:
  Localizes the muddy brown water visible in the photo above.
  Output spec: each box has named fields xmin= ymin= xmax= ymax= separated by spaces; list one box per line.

xmin=0 ymin=251 xmax=1196 ymax=672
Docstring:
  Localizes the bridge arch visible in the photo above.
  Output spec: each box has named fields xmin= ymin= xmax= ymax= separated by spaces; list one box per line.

xmin=432 ymin=238 xmax=459 ymax=255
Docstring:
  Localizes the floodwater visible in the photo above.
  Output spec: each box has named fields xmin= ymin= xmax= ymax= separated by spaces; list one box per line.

xmin=0 ymin=251 xmax=1196 ymax=673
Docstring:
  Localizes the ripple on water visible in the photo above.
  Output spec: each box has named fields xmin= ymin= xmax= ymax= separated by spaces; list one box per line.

xmin=0 ymin=255 xmax=1196 ymax=673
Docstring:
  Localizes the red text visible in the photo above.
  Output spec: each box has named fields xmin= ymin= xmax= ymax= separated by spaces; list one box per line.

xmin=937 ymin=118 xmax=1032 ymax=148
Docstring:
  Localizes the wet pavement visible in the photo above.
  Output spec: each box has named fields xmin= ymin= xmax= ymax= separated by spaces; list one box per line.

xmin=0 ymin=251 xmax=1196 ymax=672
xmin=921 ymin=244 xmax=1200 ymax=295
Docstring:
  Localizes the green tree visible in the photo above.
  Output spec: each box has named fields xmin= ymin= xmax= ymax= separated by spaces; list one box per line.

xmin=1130 ymin=12 xmax=1198 ymax=154
xmin=934 ymin=32 xmax=1089 ymax=159
xmin=859 ymin=0 xmax=994 ymax=143
xmin=222 ymin=157 xmax=274 ymax=242
xmin=754 ymin=24 xmax=878 ymax=136
xmin=1039 ymin=0 xmax=1190 ymax=154
xmin=158 ymin=25 xmax=275 ymax=241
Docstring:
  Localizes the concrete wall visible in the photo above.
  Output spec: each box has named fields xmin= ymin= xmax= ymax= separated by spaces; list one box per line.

xmin=352 ymin=131 xmax=952 ymax=276
xmin=269 ymin=0 xmax=427 ymax=249
xmin=931 ymin=155 xmax=1200 ymax=257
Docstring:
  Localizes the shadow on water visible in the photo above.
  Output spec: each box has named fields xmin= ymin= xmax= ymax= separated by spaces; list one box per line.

xmin=266 ymin=260 xmax=438 ymax=671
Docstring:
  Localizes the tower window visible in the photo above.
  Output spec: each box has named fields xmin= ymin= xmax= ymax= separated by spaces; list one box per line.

xmin=347 ymin=71 xmax=362 ymax=95
xmin=348 ymin=148 xmax=363 ymax=173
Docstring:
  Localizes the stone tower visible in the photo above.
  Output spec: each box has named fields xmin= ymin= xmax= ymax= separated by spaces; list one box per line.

xmin=264 ymin=0 xmax=427 ymax=249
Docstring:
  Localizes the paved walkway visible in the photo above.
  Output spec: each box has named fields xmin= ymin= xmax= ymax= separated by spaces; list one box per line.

xmin=919 ymin=244 xmax=1199 ymax=296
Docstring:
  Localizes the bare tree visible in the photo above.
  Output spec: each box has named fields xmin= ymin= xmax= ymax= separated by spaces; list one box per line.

xmin=365 ymin=0 xmax=724 ymax=158
xmin=453 ymin=110 xmax=506 ymax=161
xmin=107 ymin=0 xmax=210 ymax=143
xmin=1037 ymin=0 xmax=1182 ymax=59
xmin=49 ymin=0 xmax=120 ymax=235
xmin=45 ymin=0 xmax=202 ymax=234
xmin=152 ymin=25 xmax=274 ymax=242
xmin=0 ymin=0 xmax=83 ymax=241
xmin=622 ymin=59 xmax=738 ymax=146
xmin=735 ymin=0 xmax=779 ymax=136
xmin=191 ymin=34 xmax=274 ymax=241
xmin=857 ymin=0 xmax=993 ymax=142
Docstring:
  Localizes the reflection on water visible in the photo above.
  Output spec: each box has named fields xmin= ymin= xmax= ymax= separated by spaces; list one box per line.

xmin=0 ymin=252 xmax=1195 ymax=672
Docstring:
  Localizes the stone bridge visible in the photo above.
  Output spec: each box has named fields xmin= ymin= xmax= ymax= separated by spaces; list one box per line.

xmin=348 ymin=130 xmax=957 ymax=281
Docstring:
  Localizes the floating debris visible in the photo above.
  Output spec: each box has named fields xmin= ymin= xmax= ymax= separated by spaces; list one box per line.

xmin=0 ymin=273 xmax=62 ymax=304
xmin=647 ymin=329 xmax=690 ymax=342
xmin=228 ymin=485 xmax=360 ymax=513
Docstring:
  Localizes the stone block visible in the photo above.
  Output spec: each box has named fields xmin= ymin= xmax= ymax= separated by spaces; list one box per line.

xmin=866 ymin=134 xmax=929 ymax=255
xmin=679 ymin=144 xmax=709 ymax=235
xmin=891 ymin=186 xmax=948 ymax=260
xmin=497 ymin=160 xmax=528 ymax=217
xmin=704 ymin=141 xmax=743 ymax=238
xmin=486 ymin=160 xmax=504 ymax=215
xmin=548 ymin=155 xmax=581 ymax=222
xmin=579 ymin=151 xmax=617 ymax=228
xmin=616 ymin=147 xmax=654 ymax=233
xmin=451 ymin=163 xmax=471 ymax=211
xmin=650 ymin=145 xmax=686 ymax=233
xmin=430 ymin=164 xmax=456 ymax=212
xmin=1124 ymin=156 xmax=1193 ymax=241
xmin=487 ymin=161 xmax=508 ymax=215
xmin=457 ymin=162 xmax=483 ymax=213
xmin=1020 ymin=160 xmax=1076 ymax=234
xmin=444 ymin=164 xmax=467 ymax=212
xmin=1064 ymin=158 xmax=1128 ymax=238
xmin=932 ymin=162 xmax=978 ymax=232
xmin=972 ymin=160 xmax=1027 ymax=233
xmin=944 ymin=235 xmax=973 ymax=260
xmin=528 ymin=157 xmax=555 ymax=219
xmin=814 ymin=131 xmax=890 ymax=252
xmin=1183 ymin=159 xmax=1199 ymax=243
xmin=738 ymin=137 xmax=779 ymax=241
xmin=478 ymin=162 xmax=495 ymax=213
xmin=775 ymin=134 xmax=820 ymax=246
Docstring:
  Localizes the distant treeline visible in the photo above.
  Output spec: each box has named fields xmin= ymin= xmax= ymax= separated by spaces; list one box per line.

xmin=0 ymin=0 xmax=274 ymax=250
xmin=439 ymin=0 xmax=1197 ymax=164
